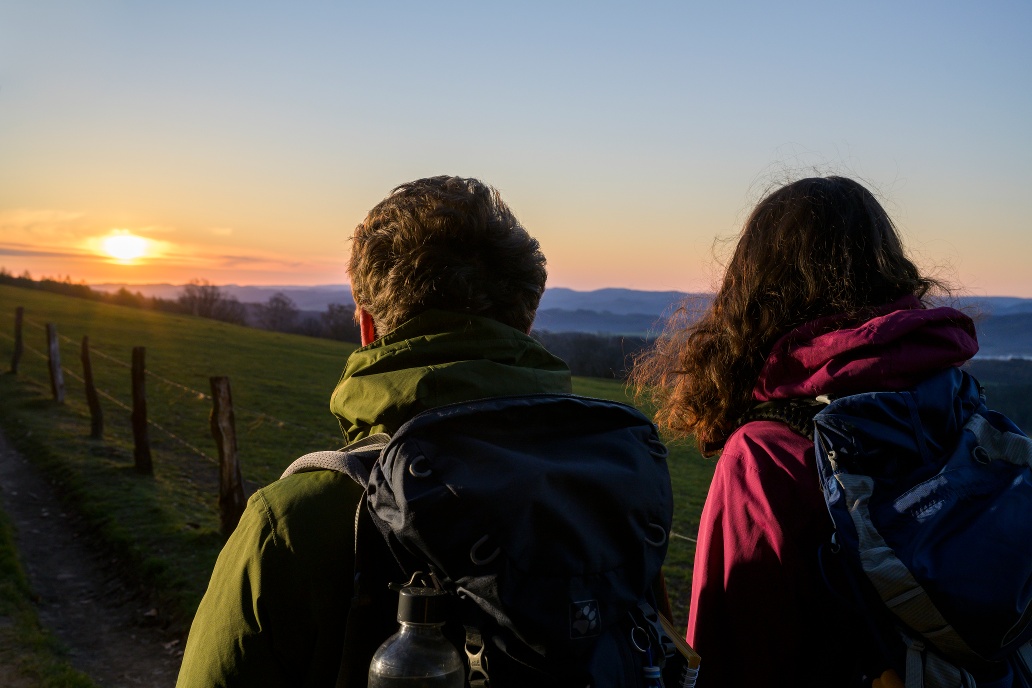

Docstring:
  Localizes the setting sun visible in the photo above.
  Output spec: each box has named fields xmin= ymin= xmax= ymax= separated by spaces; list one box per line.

xmin=101 ymin=231 xmax=149 ymax=262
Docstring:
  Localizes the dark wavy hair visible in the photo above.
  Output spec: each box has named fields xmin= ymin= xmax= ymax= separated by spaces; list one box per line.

xmin=348 ymin=176 xmax=547 ymax=334
xmin=632 ymin=176 xmax=945 ymax=454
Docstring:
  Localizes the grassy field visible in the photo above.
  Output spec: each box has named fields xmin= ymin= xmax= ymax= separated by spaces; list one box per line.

xmin=0 ymin=283 xmax=713 ymax=648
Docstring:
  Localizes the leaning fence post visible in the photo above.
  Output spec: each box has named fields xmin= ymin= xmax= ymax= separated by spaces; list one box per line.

xmin=10 ymin=307 xmax=23 ymax=373
xmin=131 ymin=346 xmax=152 ymax=474
xmin=81 ymin=336 xmax=103 ymax=439
xmin=46 ymin=323 xmax=65 ymax=403
xmin=210 ymin=376 xmax=245 ymax=536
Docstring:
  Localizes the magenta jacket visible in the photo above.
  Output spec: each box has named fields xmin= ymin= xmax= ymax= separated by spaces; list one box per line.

xmin=686 ymin=298 xmax=979 ymax=687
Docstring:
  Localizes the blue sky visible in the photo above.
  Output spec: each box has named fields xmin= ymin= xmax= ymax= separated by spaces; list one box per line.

xmin=1 ymin=1 xmax=1030 ymax=294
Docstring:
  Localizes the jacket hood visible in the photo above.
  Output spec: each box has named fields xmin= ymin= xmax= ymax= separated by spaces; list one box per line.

xmin=329 ymin=309 xmax=572 ymax=443
xmin=754 ymin=296 xmax=979 ymax=401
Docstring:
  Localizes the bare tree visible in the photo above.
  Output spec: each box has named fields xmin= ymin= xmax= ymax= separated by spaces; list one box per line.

xmin=179 ymin=279 xmax=225 ymax=318
xmin=178 ymin=279 xmax=247 ymax=325
xmin=258 ymin=292 xmax=300 ymax=332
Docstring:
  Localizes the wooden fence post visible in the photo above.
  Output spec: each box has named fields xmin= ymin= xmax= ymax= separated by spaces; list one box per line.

xmin=46 ymin=323 xmax=65 ymax=403
xmin=10 ymin=307 xmax=23 ymax=374
xmin=131 ymin=347 xmax=152 ymax=474
xmin=81 ymin=336 xmax=103 ymax=439
xmin=210 ymin=376 xmax=245 ymax=536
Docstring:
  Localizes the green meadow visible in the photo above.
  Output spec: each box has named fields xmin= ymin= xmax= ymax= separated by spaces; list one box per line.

xmin=0 ymin=283 xmax=713 ymax=652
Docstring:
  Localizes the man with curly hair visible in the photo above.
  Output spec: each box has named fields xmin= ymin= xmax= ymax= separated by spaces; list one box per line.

xmin=176 ymin=176 xmax=573 ymax=687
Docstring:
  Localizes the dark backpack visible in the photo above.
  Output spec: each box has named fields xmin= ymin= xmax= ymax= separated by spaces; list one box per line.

xmin=740 ymin=367 xmax=1032 ymax=687
xmin=283 ymin=394 xmax=701 ymax=688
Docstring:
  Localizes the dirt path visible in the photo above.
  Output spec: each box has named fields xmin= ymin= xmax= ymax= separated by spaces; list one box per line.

xmin=0 ymin=428 xmax=183 ymax=687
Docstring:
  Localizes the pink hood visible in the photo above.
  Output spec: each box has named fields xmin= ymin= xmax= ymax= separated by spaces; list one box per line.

xmin=754 ymin=296 xmax=979 ymax=401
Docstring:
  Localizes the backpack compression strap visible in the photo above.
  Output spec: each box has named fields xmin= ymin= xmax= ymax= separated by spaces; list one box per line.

xmin=1015 ymin=641 xmax=1032 ymax=683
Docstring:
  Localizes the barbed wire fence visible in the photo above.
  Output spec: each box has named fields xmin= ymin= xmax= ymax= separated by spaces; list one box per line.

xmin=3 ymin=308 xmax=344 ymax=535
xmin=2 ymin=305 xmax=698 ymax=545
xmin=37 ymin=319 xmax=344 ymax=445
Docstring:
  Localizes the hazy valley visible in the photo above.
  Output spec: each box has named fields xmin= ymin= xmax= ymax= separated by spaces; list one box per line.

xmin=92 ymin=282 xmax=1032 ymax=358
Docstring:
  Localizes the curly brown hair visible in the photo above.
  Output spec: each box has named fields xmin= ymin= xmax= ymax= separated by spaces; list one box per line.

xmin=348 ymin=176 xmax=547 ymax=335
xmin=632 ymin=176 xmax=945 ymax=454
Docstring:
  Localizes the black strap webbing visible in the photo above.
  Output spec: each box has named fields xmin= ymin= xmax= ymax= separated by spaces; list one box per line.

xmin=735 ymin=398 xmax=827 ymax=440
xmin=335 ymin=497 xmax=404 ymax=688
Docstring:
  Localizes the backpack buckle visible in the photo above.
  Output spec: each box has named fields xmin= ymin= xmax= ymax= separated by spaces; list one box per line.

xmin=464 ymin=626 xmax=490 ymax=687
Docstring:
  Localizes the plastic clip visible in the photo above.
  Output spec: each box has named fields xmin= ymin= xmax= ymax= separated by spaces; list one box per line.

xmin=464 ymin=626 xmax=490 ymax=687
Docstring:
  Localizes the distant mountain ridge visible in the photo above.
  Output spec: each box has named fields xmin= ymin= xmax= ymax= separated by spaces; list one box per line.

xmin=538 ymin=288 xmax=697 ymax=316
xmin=90 ymin=283 xmax=1032 ymax=357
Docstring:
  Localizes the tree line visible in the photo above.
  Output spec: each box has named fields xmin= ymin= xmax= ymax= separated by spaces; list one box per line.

xmin=0 ymin=270 xmax=362 ymax=342
xmin=0 ymin=269 xmax=648 ymax=378
xmin=531 ymin=330 xmax=652 ymax=380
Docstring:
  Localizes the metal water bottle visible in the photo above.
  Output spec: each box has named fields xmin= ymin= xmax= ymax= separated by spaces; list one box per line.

xmin=367 ymin=587 xmax=464 ymax=688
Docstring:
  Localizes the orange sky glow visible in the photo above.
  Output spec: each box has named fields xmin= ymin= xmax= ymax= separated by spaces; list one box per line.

xmin=1 ymin=3 xmax=1029 ymax=297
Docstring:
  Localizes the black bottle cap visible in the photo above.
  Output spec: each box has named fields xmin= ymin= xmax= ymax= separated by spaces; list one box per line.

xmin=397 ymin=587 xmax=449 ymax=624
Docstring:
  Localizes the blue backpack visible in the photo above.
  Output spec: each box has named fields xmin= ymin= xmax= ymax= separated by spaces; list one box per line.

xmin=749 ymin=367 xmax=1032 ymax=687
xmin=284 ymin=394 xmax=701 ymax=688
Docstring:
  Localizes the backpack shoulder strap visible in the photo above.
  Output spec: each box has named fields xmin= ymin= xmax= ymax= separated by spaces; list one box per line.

xmin=278 ymin=433 xmax=401 ymax=688
xmin=280 ymin=432 xmax=391 ymax=486
xmin=335 ymin=494 xmax=404 ymax=688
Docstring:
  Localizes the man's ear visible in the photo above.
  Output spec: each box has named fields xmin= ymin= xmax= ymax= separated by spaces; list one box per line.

xmin=358 ymin=308 xmax=377 ymax=346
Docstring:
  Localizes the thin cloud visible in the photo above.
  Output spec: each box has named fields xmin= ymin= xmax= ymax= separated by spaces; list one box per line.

xmin=146 ymin=246 xmax=310 ymax=273
xmin=0 ymin=246 xmax=85 ymax=258
xmin=0 ymin=239 xmax=93 ymax=259
xmin=216 ymin=254 xmax=306 ymax=269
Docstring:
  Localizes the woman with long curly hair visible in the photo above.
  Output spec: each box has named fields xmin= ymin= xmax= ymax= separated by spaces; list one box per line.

xmin=633 ymin=176 xmax=978 ymax=686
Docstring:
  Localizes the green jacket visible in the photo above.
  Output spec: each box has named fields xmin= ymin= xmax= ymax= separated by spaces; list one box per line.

xmin=176 ymin=311 xmax=571 ymax=687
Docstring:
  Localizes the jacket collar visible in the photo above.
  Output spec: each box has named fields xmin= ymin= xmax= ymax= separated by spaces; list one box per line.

xmin=329 ymin=309 xmax=571 ymax=443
